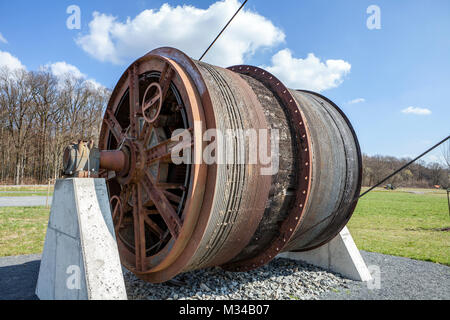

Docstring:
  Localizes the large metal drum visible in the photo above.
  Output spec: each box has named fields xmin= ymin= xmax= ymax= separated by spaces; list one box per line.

xmin=98 ymin=47 xmax=362 ymax=283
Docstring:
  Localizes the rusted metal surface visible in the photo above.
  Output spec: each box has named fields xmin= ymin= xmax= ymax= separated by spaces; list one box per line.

xmin=221 ymin=66 xmax=312 ymax=272
xmin=62 ymin=140 xmax=100 ymax=178
xmin=100 ymin=150 xmax=127 ymax=173
xmin=284 ymin=90 xmax=362 ymax=252
xmin=98 ymin=50 xmax=210 ymax=282
xmin=93 ymin=47 xmax=361 ymax=283
xmin=181 ymin=61 xmax=272 ymax=271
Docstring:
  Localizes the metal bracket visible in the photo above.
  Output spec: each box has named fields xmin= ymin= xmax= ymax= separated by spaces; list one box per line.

xmin=62 ymin=140 xmax=100 ymax=178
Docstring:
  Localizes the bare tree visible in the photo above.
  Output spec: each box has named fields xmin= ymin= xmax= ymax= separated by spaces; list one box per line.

xmin=361 ymin=154 xmax=449 ymax=188
xmin=29 ymin=71 xmax=59 ymax=181
xmin=0 ymin=67 xmax=111 ymax=184
xmin=0 ymin=67 xmax=36 ymax=184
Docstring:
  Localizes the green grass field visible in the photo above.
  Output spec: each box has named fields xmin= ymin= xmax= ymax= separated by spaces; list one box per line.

xmin=0 ymin=188 xmax=449 ymax=265
xmin=0 ymin=206 xmax=50 ymax=256
xmin=348 ymin=188 xmax=450 ymax=266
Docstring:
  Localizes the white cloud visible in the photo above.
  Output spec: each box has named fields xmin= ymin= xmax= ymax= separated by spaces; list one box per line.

xmin=401 ymin=106 xmax=432 ymax=115
xmin=262 ymin=49 xmax=351 ymax=92
xmin=0 ymin=50 xmax=26 ymax=70
xmin=45 ymin=61 xmax=86 ymax=79
xmin=84 ymin=78 xmax=104 ymax=90
xmin=76 ymin=0 xmax=285 ymax=66
xmin=348 ymin=98 xmax=365 ymax=104
xmin=0 ymin=52 xmax=104 ymax=90
xmin=0 ymin=33 xmax=7 ymax=44
xmin=43 ymin=61 xmax=104 ymax=89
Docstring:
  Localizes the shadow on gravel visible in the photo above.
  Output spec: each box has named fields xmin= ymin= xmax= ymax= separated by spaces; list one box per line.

xmin=0 ymin=260 xmax=39 ymax=300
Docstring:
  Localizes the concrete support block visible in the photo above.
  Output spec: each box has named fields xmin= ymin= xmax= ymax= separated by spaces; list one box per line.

xmin=35 ymin=178 xmax=127 ymax=300
xmin=278 ymin=227 xmax=372 ymax=282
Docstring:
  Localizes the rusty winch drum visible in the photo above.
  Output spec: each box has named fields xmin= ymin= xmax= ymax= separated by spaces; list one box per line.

xmin=97 ymin=47 xmax=362 ymax=283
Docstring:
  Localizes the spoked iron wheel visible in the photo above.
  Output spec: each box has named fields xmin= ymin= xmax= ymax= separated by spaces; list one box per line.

xmin=99 ymin=53 xmax=208 ymax=281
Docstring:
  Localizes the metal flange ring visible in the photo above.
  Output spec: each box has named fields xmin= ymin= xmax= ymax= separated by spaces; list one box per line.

xmin=142 ymin=82 xmax=163 ymax=124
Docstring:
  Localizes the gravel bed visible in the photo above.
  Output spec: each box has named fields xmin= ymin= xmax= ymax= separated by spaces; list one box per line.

xmin=124 ymin=258 xmax=350 ymax=300
xmin=1 ymin=251 xmax=448 ymax=300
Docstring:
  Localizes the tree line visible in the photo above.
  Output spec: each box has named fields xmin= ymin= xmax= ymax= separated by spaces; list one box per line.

xmin=362 ymin=151 xmax=449 ymax=189
xmin=0 ymin=67 xmax=110 ymax=185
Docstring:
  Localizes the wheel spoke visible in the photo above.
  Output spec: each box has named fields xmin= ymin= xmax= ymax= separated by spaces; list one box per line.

xmin=141 ymin=172 xmax=182 ymax=239
xmin=129 ymin=64 xmax=140 ymax=138
xmin=139 ymin=122 xmax=153 ymax=146
xmin=144 ymin=94 xmax=161 ymax=111
xmin=103 ymin=110 xmax=124 ymax=143
xmin=157 ymin=182 xmax=186 ymax=190
xmin=163 ymin=190 xmax=182 ymax=203
xmin=146 ymin=128 xmax=193 ymax=166
xmin=131 ymin=184 xmax=146 ymax=271
xmin=143 ymin=214 xmax=164 ymax=239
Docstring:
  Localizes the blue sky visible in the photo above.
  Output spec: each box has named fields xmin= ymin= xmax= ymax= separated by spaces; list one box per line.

xmin=0 ymin=0 xmax=449 ymax=163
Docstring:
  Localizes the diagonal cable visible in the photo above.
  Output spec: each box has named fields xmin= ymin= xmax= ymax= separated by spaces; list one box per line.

xmin=199 ymin=0 xmax=248 ymax=61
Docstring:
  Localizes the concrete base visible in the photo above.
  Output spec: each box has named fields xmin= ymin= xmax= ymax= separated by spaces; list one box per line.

xmin=278 ymin=227 xmax=372 ymax=282
xmin=35 ymin=179 xmax=127 ymax=300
